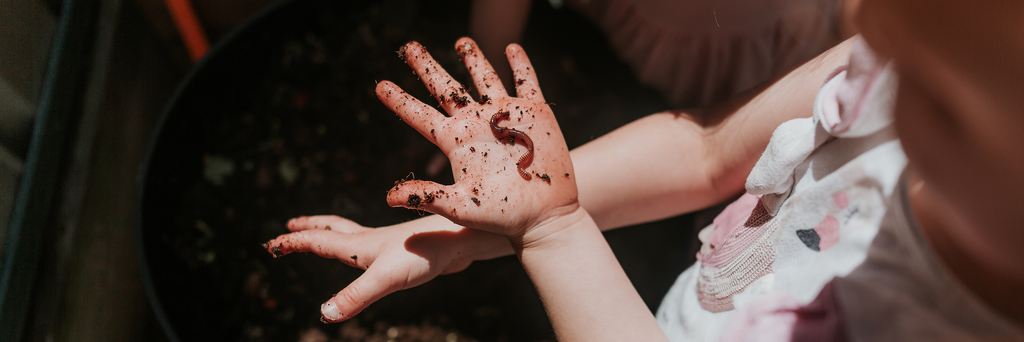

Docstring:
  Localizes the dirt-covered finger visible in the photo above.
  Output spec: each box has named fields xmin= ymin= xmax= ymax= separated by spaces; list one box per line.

xmin=376 ymin=81 xmax=446 ymax=144
xmin=506 ymin=44 xmax=545 ymax=102
xmin=286 ymin=215 xmax=366 ymax=233
xmin=386 ymin=179 xmax=493 ymax=227
xmin=455 ymin=37 xmax=508 ymax=101
xmin=320 ymin=268 xmax=400 ymax=323
xmin=263 ymin=230 xmax=368 ymax=268
xmin=399 ymin=41 xmax=474 ymax=115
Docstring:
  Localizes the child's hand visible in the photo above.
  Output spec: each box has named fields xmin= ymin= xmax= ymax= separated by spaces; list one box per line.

xmin=380 ymin=44 xmax=666 ymax=340
xmin=378 ymin=38 xmax=578 ymax=245
xmin=262 ymin=214 xmax=508 ymax=323
xmin=264 ymin=38 xmax=581 ymax=324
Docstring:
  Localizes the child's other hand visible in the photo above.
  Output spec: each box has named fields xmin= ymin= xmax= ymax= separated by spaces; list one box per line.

xmin=263 ymin=215 xmax=502 ymax=323
xmin=378 ymin=38 xmax=578 ymax=245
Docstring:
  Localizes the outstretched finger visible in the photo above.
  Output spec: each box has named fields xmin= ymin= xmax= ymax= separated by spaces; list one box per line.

xmin=506 ymin=44 xmax=545 ymax=102
xmin=400 ymin=41 xmax=474 ymax=115
xmin=263 ymin=230 xmax=369 ymax=269
xmin=287 ymin=215 xmax=367 ymax=233
xmin=455 ymin=37 xmax=508 ymax=102
xmin=376 ymin=81 xmax=446 ymax=144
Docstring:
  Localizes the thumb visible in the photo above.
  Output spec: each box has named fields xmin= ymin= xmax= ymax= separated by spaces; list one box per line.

xmin=319 ymin=267 xmax=400 ymax=323
xmin=387 ymin=179 xmax=467 ymax=216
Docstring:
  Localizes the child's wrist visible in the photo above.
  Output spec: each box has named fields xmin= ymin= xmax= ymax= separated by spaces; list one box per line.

xmin=508 ymin=204 xmax=594 ymax=254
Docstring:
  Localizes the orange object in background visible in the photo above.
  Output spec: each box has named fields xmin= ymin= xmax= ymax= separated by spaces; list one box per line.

xmin=164 ymin=0 xmax=209 ymax=62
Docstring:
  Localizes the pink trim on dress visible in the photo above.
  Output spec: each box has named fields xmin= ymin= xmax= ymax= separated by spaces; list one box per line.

xmin=698 ymin=195 xmax=780 ymax=312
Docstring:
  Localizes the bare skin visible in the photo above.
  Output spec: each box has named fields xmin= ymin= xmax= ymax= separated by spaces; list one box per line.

xmin=269 ymin=39 xmax=667 ymax=341
xmin=377 ymin=39 xmax=576 ymax=240
xmin=264 ymin=37 xmax=855 ymax=329
xmin=383 ymin=38 xmax=667 ymax=341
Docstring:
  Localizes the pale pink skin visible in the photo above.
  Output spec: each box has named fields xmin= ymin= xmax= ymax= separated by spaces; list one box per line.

xmin=265 ymin=38 xmax=584 ymax=323
xmin=266 ymin=39 xmax=670 ymax=341
xmin=377 ymin=39 xmax=579 ymax=240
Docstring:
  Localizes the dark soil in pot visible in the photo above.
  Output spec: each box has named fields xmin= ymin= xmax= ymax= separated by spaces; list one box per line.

xmin=138 ymin=0 xmax=693 ymax=341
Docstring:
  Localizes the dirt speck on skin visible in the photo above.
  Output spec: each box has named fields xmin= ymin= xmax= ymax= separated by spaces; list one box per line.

xmin=451 ymin=92 xmax=469 ymax=106
xmin=407 ymin=193 xmax=422 ymax=207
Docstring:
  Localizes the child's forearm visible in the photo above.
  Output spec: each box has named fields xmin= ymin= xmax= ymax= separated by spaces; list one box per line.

xmin=514 ymin=207 xmax=669 ymax=341
xmin=574 ymin=37 xmax=857 ymax=230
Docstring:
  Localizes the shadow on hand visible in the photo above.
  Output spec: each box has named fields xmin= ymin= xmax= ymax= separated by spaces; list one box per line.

xmin=402 ymin=227 xmax=480 ymax=270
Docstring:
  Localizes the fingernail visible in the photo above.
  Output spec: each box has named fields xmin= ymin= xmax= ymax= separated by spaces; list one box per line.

xmin=321 ymin=302 xmax=340 ymax=322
